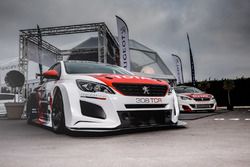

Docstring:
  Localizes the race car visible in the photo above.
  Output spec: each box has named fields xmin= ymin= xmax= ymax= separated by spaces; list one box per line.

xmin=174 ymin=86 xmax=217 ymax=112
xmin=26 ymin=61 xmax=180 ymax=133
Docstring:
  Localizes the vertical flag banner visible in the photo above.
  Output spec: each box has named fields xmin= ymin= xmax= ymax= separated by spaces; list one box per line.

xmin=116 ymin=16 xmax=131 ymax=71
xmin=172 ymin=54 xmax=184 ymax=84
xmin=37 ymin=25 xmax=43 ymax=82
xmin=187 ymin=33 xmax=196 ymax=86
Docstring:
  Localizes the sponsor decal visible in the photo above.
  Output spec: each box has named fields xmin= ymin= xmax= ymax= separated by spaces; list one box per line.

xmin=172 ymin=54 xmax=184 ymax=84
xmin=89 ymin=74 xmax=167 ymax=86
xmin=80 ymin=92 xmax=107 ymax=100
xmin=136 ymin=98 xmax=162 ymax=104
xmin=109 ymin=75 xmax=156 ymax=81
xmin=185 ymin=93 xmax=211 ymax=99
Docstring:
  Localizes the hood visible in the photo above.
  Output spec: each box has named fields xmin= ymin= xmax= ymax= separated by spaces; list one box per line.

xmin=182 ymin=93 xmax=212 ymax=99
xmin=87 ymin=74 xmax=168 ymax=86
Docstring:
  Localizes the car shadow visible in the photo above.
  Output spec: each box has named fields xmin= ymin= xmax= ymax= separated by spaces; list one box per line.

xmin=179 ymin=110 xmax=229 ymax=120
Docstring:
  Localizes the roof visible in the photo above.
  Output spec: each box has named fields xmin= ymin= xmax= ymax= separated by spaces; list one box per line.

xmin=73 ymin=37 xmax=156 ymax=53
xmin=73 ymin=37 xmax=98 ymax=50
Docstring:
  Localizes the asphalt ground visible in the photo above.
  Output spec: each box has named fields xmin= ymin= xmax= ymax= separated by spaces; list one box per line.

xmin=0 ymin=109 xmax=249 ymax=167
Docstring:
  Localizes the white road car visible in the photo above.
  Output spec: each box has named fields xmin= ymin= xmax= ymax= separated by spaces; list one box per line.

xmin=174 ymin=86 xmax=217 ymax=112
xmin=26 ymin=61 xmax=180 ymax=133
xmin=0 ymin=93 xmax=15 ymax=116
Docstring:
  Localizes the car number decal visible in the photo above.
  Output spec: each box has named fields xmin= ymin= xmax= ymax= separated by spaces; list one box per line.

xmin=135 ymin=98 xmax=162 ymax=104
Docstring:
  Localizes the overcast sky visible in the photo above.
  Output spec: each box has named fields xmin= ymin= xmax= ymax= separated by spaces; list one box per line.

xmin=0 ymin=0 xmax=249 ymax=81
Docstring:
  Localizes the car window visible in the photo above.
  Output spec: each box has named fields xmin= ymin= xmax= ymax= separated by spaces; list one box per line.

xmin=49 ymin=63 xmax=61 ymax=79
xmin=64 ymin=61 xmax=133 ymax=75
xmin=53 ymin=63 xmax=61 ymax=78
xmin=175 ymin=87 xmax=203 ymax=93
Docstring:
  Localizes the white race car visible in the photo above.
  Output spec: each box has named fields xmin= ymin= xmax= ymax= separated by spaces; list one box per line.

xmin=26 ymin=61 xmax=180 ymax=133
xmin=174 ymin=86 xmax=217 ymax=112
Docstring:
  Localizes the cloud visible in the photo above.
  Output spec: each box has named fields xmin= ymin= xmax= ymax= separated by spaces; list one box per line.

xmin=0 ymin=0 xmax=249 ymax=81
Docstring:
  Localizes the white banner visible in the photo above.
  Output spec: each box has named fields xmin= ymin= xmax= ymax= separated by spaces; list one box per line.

xmin=172 ymin=54 xmax=184 ymax=84
xmin=116 ymin=16 xmax=131 ymax=71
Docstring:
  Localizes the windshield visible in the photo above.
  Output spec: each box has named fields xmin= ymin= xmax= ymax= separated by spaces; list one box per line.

xmin=64 ymin=61 xmax=133 ymax=75
xmin=174 ymin=87 xmax=203 ymax=93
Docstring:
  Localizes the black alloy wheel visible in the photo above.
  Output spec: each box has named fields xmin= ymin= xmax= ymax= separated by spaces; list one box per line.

xmin=26 ymin=93 xmax=38 ymax=124
xmin=52 ymin=89 xmax=66 ymax=134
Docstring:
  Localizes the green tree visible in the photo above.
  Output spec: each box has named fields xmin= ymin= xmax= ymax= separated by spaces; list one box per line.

xmin=223 ymin=80 xmax=235 ymax=110
xmin=198 ymin=80 xmax=210 ymax=92
xmin=5 ymin=70 xmax=25 ymax=102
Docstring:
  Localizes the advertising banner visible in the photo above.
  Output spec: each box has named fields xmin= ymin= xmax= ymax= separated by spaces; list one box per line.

xmin=172 ymin=54 xmax=184 ymax=84
xmin=116 ymin=16 xmax=131 ymax=71
xmin=187 ymin=33 xmax=196 ymax=86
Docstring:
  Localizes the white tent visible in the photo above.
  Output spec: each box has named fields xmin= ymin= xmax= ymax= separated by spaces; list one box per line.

xmin=69 ymin=37 xmax=176 ymax=81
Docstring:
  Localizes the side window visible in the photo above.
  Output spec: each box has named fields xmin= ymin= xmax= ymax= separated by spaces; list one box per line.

xmin=53 ymin=64 xmax=61 ymax=78
xmin=48 ymin=63 xmax=61 ymax=80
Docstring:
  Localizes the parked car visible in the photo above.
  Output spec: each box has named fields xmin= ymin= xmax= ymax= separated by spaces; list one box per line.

xmin=26 ymin=61 xmax=180 ymax=133
xmin=0 ymin=93 xmax=16 ymax=116
xmin=174 ymin=86 xmax=217 ymax=112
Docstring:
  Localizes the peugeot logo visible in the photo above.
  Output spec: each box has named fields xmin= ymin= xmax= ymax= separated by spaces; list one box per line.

xmin=142 ymin=86 xmax=150 ymax=94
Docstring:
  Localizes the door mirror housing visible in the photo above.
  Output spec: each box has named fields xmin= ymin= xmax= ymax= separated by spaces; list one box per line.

xmin=42 ymin=70 xmax=59 ymax=80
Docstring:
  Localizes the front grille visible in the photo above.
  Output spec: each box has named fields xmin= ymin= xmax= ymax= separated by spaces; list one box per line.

xmin=190 ymin=104 xmax=214 ymax=109
xmin=193 ymin=98 xmax=210 ymax=101
xmin=112 ymin=83 xmax=168 ymax=96
xmin=125 ymin=104 xmax=167 ymax=109
xmin=117 ymin=110 xmax=172 ymax=128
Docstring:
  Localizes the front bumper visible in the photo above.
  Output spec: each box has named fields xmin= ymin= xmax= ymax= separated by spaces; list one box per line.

xmin=68 ymin=123 xmax=185 ymax=132
xmin=179 ymin=99 xmax=217 ymax=112
xmin=64 ymin=89 xmax=179 ymax=131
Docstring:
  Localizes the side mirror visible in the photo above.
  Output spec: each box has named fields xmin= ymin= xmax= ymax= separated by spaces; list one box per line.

xmin=42 ymin=70 xmax=59 ymax=80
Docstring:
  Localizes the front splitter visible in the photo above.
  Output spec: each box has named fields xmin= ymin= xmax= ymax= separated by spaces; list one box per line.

xmin=68 ymin=120 xmax=187 ymax=132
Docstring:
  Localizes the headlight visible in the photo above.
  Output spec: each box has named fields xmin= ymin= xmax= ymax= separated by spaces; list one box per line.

xmin=76 ymin=80 xmax=115 ymax=94
xmin=179 ymin=95 xmax=192 ymax=100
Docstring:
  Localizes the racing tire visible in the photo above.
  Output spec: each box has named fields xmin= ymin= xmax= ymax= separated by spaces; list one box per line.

xmin=26 ymin=93 xmax=38 ymax=124
xmin=52 ymin=88 xmax=66 ymax=134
